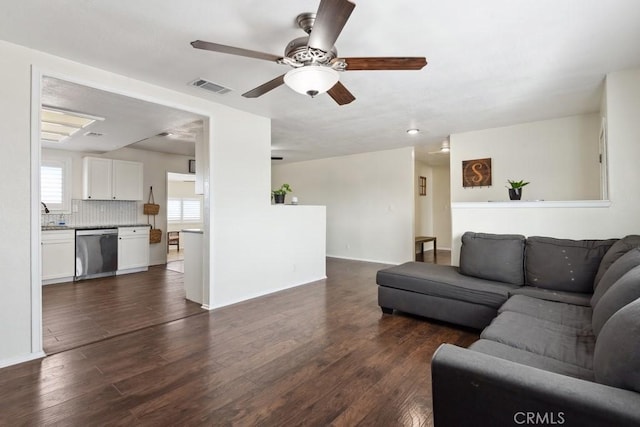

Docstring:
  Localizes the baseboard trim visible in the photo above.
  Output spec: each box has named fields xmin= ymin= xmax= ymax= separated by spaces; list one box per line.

xmin=0 ymin=350 xmax=46 ymax=369
xmin=326 ymin=255 xmax=401 ymax=266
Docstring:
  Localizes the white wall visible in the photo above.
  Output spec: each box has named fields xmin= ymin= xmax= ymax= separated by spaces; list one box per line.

xmin=0 ymin=40 xmax=326 ymax=367
xmin=432 ymin=166 xmax=452 ymax=250
xmin=208 ymin=112 xmax=327 ymax=308
xmin=450 ymin=70 xmax=640 ymax=264
xmin=450 ymin=114 xmax=601 ymax=202
xmin=273 ymin=147 xmax=415 ymax=265
xmin=0 ymin=42 xmax=33 ymax=366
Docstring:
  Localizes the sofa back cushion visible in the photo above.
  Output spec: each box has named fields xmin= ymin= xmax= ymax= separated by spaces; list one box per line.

xmin=459 ymin=232 xmax=525 ymax=285
xmin=593 ymin=297 xmax=640 ymax=392
xmin=592 ymin=265 xmax=640 ymax=336
xmin=525 ymin=236 xmax=616 ymax=293
xmin=591 ymin=247 xmax=640 ymax=308
xmin=593 ymin=235 xmax=640 ymax=287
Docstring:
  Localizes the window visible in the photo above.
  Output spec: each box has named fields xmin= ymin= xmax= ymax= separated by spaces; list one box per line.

xmin=167 ymin=199 xmax=182 ymax=221
xmin=167 ymin=197 xmax=202 ymax=222
xmin=41 ymin=158 xmax=72 ymax=212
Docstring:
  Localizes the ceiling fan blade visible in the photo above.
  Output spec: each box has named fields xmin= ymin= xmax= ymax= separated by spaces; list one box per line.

xmin=327 ymin=81 xmax=355 ymax=105
xmin=308 ymin=0 xmax=355 ymax=53
xmin=191 ymin=40 xmax=281 ymax=62
xmin=341 ymin=57 xmax=428 ymax=71
xmin=242 ymin=74 xmax=286 ymax=98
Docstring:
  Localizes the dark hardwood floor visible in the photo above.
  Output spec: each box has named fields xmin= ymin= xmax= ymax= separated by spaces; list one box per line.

xmin=4 ymin=254 xmax=476 ymax=426
xmin=43 ymin=266 xmax=205 ymax=354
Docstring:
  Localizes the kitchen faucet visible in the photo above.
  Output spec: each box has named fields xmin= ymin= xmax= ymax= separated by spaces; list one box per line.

xmin=41 ymin=202 xmax=50 ymax=213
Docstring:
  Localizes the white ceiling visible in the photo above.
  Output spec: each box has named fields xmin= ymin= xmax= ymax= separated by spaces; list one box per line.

xmin=3 ymin=1 xmax=640 ymax=164
xmin=41 ymin=77 xmax=204 ymax=155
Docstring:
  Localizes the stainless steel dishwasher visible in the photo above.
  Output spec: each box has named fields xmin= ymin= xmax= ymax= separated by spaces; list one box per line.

xmin=75 ymin=228 xmax=118 ymax=280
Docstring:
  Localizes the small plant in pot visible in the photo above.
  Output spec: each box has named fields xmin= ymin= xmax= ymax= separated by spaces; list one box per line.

xmin=506 ymin=180 xmax=530 ymax=200
xmin=272 ymin=183 xmax=292 ymax=204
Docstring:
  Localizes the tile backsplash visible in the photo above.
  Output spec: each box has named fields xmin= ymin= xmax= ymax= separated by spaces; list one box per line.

xmin=42 ymin=199 xmax=139 ymax=227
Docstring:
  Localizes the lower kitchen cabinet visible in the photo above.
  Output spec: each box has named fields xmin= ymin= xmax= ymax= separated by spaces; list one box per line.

xmin=42 ymin=229 xmax=75 ymax=284
xmin=117 ymin=226 xmax=150 ymax=273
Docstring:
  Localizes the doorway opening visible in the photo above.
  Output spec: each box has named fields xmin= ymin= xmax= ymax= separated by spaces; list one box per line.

xmin=35 ymin=74 xmax=210 ymax=354
xmin=166 ymin=172 xmax=202 ymax=271
xmin=414 ymin=144 xmax=452 ymax=265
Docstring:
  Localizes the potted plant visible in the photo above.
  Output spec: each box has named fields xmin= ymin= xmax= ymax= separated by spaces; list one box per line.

xmin=272 ymin=183 xmax=292 ymax=204
xmin=506 ymin=179 xmax=530 ymax=200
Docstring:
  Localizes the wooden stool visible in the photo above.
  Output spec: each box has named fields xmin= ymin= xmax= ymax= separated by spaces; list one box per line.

xmin=167 ymin=231 xmax=180 ymax=252
xmin=415 ymin=236 xmax=437 ymax=262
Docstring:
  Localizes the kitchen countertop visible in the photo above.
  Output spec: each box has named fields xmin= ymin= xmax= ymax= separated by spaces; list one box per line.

xmin=181 ymin=228 xmax=203 ymax=234
xmin=42 ymin=224 xmax=151 ymax=231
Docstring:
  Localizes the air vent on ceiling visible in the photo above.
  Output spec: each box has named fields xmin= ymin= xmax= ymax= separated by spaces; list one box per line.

xmin=84 ymin=131 xmax=104 ymax=137
xmin=189 ymin=78 xmax=232 ymax=95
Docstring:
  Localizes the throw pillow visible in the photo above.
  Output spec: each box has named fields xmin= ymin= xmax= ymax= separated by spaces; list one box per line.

xmin=592 ymin=265 xmax=640 ymax=336
xmin=593 ymin=297 xmax=640 ymax=392
xmin=459 ymin=232 xmax=526 ymax=285
xmin=593 ymin=235 xmax=640 ymax=287
xmin=525 ymin=236 xmax=616 ymax=293
xmin=591 ymin=247 xmax=640 ymax=308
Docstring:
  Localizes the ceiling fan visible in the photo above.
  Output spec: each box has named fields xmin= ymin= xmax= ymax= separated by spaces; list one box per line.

xmin=429 ymin=140 xmax=450 ymax=154
xmin=191 ymin=0 xmax=427 ymax=105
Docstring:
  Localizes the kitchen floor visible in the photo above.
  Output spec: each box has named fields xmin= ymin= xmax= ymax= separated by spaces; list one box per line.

xmin=166 ymin=248 xmax=184 ymax=273
xmin=43 ymin=266 xmax=205 ymax=354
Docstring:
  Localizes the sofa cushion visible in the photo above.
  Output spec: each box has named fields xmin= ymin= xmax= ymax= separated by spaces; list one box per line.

xmin=469 ymin=339 xmax=594 ymax=381
xmin=459 ymin=232 xmax=526 ymax=285
xmin=594 ymin=235 xmax=640 ymax=286
xmin=592 ymin=265 xmax=640 ymax=336
xmin=499 ymin=295 xmax=592 ymax=330
xmin=591 ymin=247 xmax=640 ymax=309
xmin=508 ymin=286 xmax=591 ymax=306
xmin=480 ymin=311 xmax=595 ymax=369
xmin=376 ymin=262 xmax=517 ymax=308
xmin=525 ymin=236 xmax=616 ymax=293
xmin=593 ymin=298 xmax=640 ymax=392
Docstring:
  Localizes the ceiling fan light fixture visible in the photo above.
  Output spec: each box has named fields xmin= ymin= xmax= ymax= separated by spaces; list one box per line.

xmin=284 ymin=65 xmax=339 ymax=97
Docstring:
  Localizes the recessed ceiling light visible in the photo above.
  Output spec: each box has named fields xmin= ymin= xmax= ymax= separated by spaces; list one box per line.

xmin=406 ymin=129 xmax=420 ymax=135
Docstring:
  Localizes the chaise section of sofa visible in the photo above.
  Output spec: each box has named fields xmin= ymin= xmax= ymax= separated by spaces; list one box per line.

xmin=377 ymin=263 xmax=519 ymax=329
xmin=377 ymin=232 xmax=526 ymax=329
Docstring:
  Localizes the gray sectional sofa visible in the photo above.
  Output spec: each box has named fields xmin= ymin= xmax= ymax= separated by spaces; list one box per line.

xmin=376 ymin=232 xmax=640 ymax=426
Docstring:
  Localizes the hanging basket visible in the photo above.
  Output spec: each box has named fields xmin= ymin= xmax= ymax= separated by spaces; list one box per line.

xmin=149 ymin=228 xmax=162 ymax=244
xmin=144 ymin=186 xmax=160 ymax=215
xmin=145 ymin=186 xmax=161 ymax=243
xmin=144 ymin=204 xmax=160 ymax=215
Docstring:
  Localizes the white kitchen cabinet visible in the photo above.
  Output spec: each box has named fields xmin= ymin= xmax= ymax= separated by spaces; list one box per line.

xmin=113 ymin=160 xmax=144 ymax=201
xmin=42 ymin=229 xmax=75 ymax=284
xmin=82 ymin=157 xmax=143 ymax=201
xmin=82 ymin=157 xmax=112 ymax=200
xmin=117 ymin=226 xmax=150 ymax=273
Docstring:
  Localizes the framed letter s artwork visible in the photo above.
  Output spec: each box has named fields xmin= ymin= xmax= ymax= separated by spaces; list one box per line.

xmin=462 ymin=158 xmax=492 ymax=187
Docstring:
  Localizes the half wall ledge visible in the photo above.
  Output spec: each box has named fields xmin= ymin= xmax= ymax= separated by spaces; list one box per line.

xmin=452 ymin=200 xmax=611 ymax=209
